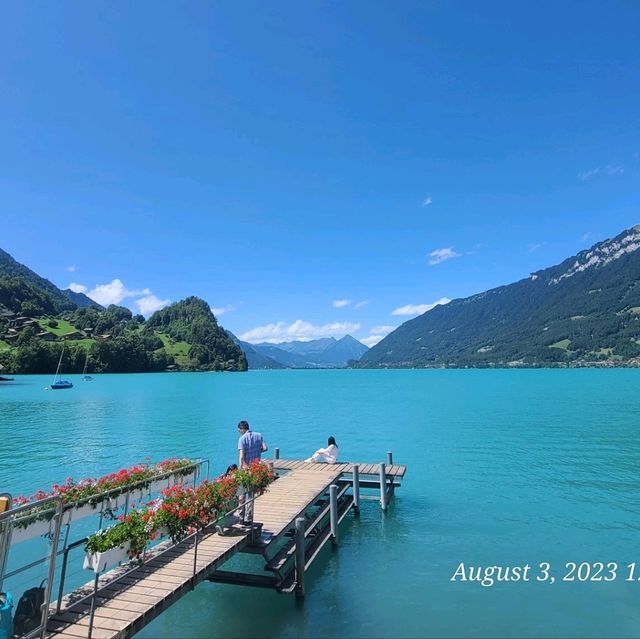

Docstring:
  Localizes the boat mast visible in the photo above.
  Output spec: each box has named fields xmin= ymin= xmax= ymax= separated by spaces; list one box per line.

xmin=53 ymin=345 xmax=65 ymax=383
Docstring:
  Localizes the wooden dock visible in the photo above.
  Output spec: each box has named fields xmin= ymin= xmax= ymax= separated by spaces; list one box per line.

xmin=46 ymin=459 xmax=406 ymax=639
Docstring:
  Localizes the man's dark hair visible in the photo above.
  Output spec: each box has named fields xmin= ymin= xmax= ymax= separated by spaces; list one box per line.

xmin=238 ymin=420 xmax=250 ymax=431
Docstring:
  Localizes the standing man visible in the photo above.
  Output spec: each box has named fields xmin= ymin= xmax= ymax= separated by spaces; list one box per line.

xmin=237 ymin=420 xmax=268 ymax=525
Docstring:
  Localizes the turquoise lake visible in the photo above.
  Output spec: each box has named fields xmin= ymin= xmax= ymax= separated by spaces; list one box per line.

xmin=2 ymin=369 xmax=640 ymax=638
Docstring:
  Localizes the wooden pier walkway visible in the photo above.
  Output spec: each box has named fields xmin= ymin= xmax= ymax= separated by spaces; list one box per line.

xmin=272 ymin=459 xmax=407 ymax=478
xmin=46 ymin=460 xmax=406 ymax=639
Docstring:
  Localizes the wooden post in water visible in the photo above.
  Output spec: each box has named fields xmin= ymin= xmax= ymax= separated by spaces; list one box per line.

xmin=330 ymin=484 xmax=339 ymax=546
xmin=295 ymin=517 xmax=305 ymax=598
xmin=386 ymin=451 xmax=393 ymax=466
xmin=274 ymin=447 xmax=280 ymax=460
xmin=352 ymin=465 xmax=360 ymax=515
xmin=379 ymin=463 xmax=388 ymax=512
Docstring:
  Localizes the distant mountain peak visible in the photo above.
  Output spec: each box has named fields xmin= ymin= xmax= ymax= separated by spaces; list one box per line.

xmin=248 ymin=334 xmax=368 ymax=368
xmin=63 ymin=288 xmax=104 ymax=310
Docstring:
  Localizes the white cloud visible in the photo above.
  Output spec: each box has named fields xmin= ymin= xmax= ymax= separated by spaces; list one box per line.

xmin=422 ymin=196 xmax=433 ymax=207
xmin=67 ymin=265 xmax=77 ymax=272
xmin=428 ymin=247 xmax=460 ymax=265
xmin=68 ymin=282 xmax=88 ymax=294
xmin=361 ymin=325 xmax=397 ymax=348
xmin=240 ymin=320 xmax=361 ymax=344
xmin=371 ymin=325 xmax=396 ymax=334
xmin=332 ymin=299 xmax=352 ymax=308
xmin=353 ymin=300 xmax=370 ymax=309
xmin=578 ymin=165 xmax=624 ymax=180
xmin=87 ymin=278 xmax=150 ymax=306
xmin=528 ymin=243 xmax=543 ymax=253
xmin=135 ymin=295 xmax=171 ymax=316
xmin=68 ymin=277 xmax=169 ymax=314
xmin=392 ymin=298 xmax=451 ymax=316
xmin=578 ymin=167 xmax=600 ymax=180
xmin=211 ymin=305 xmax=235 ymax=316
xmin=581 ymin=231 xmax=594 ymax=242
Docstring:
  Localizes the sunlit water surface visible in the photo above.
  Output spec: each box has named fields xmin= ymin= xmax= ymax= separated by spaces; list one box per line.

xmin=1 ymin=369 xmax=640 ymax=638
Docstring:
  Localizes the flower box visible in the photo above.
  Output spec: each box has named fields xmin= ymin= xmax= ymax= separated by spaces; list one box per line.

xmin=103 ymin=487 xmax=147 ymax=512
xmin=122 ymin=487 xmax=147 ymax=507
xmin=63 ymin=501 xmax=103 ymax=525
xmin=83 ymin=543 xmax=131 ymax=573
xmin=11 ymin=470 xmax=200 ymax=547
xmin=149 ymin=470 xmax=197 ymax=495
xmin=149 ymin=477 xmax=172 ymax=495
xmin=10 ymin=517 xmax=55 ymax=544
xmin=175 ymin=470 xmax=197 ymax=487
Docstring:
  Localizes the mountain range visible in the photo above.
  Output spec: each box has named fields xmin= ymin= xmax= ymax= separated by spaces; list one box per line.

xmin=229 ymin=333 xmax=368 ymax=369
xmin=0 ymin=246 xmax=363 ymax=371
xmin=5 ymin=222 xmax=640 ymax=371
xmin=358 ymin=225 xmax=640 ymax=368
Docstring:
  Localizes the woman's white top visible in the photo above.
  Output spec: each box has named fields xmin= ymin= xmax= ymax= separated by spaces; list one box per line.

xmin=318 ymin=444 xmax=339 ymax=464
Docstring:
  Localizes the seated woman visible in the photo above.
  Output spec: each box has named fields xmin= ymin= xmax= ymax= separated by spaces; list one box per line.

xmin=305 ymin=437 xmax=339 ymax=464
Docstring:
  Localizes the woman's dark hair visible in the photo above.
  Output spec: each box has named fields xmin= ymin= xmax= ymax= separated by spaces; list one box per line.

xmin=225 ymin=464 xmax=238 ymax=475
xmin=328 ymin=436 xmax=337 ymax=447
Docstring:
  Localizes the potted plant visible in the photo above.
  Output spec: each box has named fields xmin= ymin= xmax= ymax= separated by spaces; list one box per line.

xmin=83 ymin=510 xmax=151 ymax=573
xmin=233 ymin=461 xmax=275 ymax=495
xmin=152 ymin=486 xmax=199 ymax=543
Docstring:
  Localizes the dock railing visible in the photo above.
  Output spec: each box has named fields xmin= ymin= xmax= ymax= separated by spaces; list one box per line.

xmin=0 ymin=495 xmax=64 ymax=639
xmin=0 ymin=459 xmax=209 ymax=639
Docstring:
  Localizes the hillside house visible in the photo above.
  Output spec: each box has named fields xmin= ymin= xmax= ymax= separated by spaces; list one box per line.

xmin=36 ymin=331 xmax=57 ymax=342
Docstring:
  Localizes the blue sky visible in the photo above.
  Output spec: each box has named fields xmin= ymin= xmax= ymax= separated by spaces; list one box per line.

xmin=1 ymin=2 xmax=638 ymax=346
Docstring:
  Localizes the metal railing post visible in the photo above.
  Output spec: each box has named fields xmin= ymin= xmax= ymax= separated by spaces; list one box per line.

xmin=40 ymin=498 xmax=63 ymax=639
xmin=352 ymin=466 xmax=360 ymax=515
xmin=56 ymin=544 xmax=72 ymax=614
xmin=192 ymin=529 xmax=200 ymax=588
xmin=329 ymin=485 xmax=339 ymax=546
xmin=379 ymin=463 xmax=388 ymax=512
xmin=294 ymin=517 xmax=305 ymax=598
xmin=87 ymin=571 xmax=100 ymax=639
xmin=386 ymin=452 xmax=395 ymax=497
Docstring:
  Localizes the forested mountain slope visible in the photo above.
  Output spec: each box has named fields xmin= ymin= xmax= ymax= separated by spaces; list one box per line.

xmin=358 ymin=225 xmax=640 ymax=367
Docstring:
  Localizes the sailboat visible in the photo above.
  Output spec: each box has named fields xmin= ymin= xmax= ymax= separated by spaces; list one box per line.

xmin=82 ymin=352 xmax=93 ymax=382
xmin=50 ymin=345 xmax=73 ymax=390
